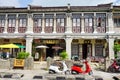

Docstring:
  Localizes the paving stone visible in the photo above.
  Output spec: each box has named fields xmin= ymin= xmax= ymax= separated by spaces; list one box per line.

xmin=94 ymin=75 xmax=103 ymax=80
xmin=56 ymin=76 xmax=66 ymax=80
xmin=12 ymin=73 xmax=24 ymax=79
xmin=76 ymin=77 xmax=85 ymax=80
xmin=3 ymin=74 xmax=12 ymax=78
xmin=113 ymin=76 xmax=119 ymax=80
xmin=33 ymin=75 xmax=43 ymax=79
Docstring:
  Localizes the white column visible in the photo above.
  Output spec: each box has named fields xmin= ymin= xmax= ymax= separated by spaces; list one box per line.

xmin=25 ymin=37 xmax=33 ymax=57
xmin=65 ymin=13 xmax=72 ymax=33
xmin=65 ymin=37 xmax=72 ymax=60
xmin=53 ymin=13 xmax=56 ymax=33
xmin=92 ymin=41 xmax=95 ymax=56
xmin=81 ymin=13 xmax=85 ymax=33
xmin=107 ymin=12 xmax=114 ymax=33
xmin=93 ymin=13 xmax=97 ymax=33
xmin=41 ymin=13 xmax=45 ymax=33
xmin=15 ymin=14 xmax=18 ymax=33
xmin=26 ymin=14 xmax=33 ymax=33
xmin=4 ymin=14 xmax=8 ymax=33
xmin=108 ymin=38 xmax=114 ymax=59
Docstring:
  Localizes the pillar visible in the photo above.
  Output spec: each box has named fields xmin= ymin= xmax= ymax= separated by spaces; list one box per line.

xmin=4 ymin=14 xmax=8 ymax=33
xmin=25 ymin=37 xmax=33 ymax=57
xmin=93 ymin=13 xmax=97 ymax=33
xmin=92 ymin=40 xmax=95 ymax=56
xmin=53 ymin=13 xmax=56 ymax=33
xmin=65 ymin=37 xmax=72 ymax=60
xmin=65 ymin=13 xmax=72 ymax=33
xmin=41 ymin=13 xmax=45 ymax=33
xmin=15 ymin=14 xmax=18 ymax=33
xmin=81 ymin=13 xmax=85 ymax=33
xmin=26 ymin=14 xmax=33 ymax=33
xmin=108 ymin=38 xmax=114 ymax=59
xmin=107 ymin=12 xmax=114 ymax=33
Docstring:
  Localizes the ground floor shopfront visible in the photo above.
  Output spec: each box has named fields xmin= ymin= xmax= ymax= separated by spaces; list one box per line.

xmin=0 ymin=37 xmax=115 ymax=61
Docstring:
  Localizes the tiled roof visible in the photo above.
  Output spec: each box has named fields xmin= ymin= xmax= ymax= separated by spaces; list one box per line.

xmin=0 ymin=7 xmax=27 ymax=13
xmin=0 ymin=3 xmax=119 ymax=13
xmin=70 ymin=6 xmax=110 ymax=12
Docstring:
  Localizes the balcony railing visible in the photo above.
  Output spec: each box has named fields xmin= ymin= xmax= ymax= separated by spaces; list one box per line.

xmin=44 ymin=26 xmax=53 ymax=33
xmin=18 ymin=27 xmax=26 ymax=33
xmin=33 ymin=27 xmax=42 ymax=33
xmin=56 ymin=26 xmax=65 ymax=33
xmin=7 ymin=27 xmax=15 ymax=33
xmin=97 ymin=27 xmax=106 ymax=33
xmin=0 ymin=27 xmax=4 ymax=33
xmin=84 ymin=26 xmax=93 ymax=33
xmin=72 ymin=26 xmax=81 ymax=33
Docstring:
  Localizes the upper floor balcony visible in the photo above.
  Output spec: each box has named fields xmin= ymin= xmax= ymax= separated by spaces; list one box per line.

xmin=0 ymin=27 xmax=4 ymax=33
xmin=18 ymin=27 xmax=27 ymax=33
xmin=72 ymin=26 xmax=81 ymax=33
xmin=96 ymin=27 xmax=106 ymax=33
xmin=44 ymin=26 xmax=53 ymax=33
xmin=7 ymin=27 xmax=15 ymax=33
xmin=33 ymin=27 xmax=42 ymax=33
xmin=0 ymin=12 xmax=114 ymax=34
xmin=56 ymin=26 xmax=65 ymax=33
xmin=0 ymin=25 xmax=108 ymax=34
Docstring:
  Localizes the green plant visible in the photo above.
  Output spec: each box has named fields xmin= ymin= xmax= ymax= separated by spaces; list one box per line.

xmin=17 ymin=51 xmax=29 ymax=59
xmin=113 ymin=43 xmax=120 ymax=52
xmin=113 ymin=42 xmax=120 ymax=58
xmin=59 ymin=50 xmax=68 ymax=60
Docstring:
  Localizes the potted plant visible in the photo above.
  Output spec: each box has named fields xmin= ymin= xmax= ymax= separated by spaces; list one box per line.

xmin=16 ymin=51 xmax=29 ymax=59
xmin=59 ymin=50 xmax=68 ymax=60
xmin=14 ymin=51 xmax=30 ymax=68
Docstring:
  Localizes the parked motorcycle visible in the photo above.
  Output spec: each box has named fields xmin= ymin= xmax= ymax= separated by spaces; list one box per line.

xmin=49 ymin=60 xmax=70 ymax=74
xmin=107 ymin=59 xmax=120 ymax=73
xmin=71 ymin=60 xmax=93 ymax=75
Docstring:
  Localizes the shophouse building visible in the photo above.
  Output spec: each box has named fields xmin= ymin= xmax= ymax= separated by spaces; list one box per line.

xmin=0 ymin=3 xmax=119 ymax=61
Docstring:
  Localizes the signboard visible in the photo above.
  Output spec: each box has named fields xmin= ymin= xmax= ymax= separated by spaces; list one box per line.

xmin=14 ymin=59 xmax=24 ymax=67
xmin=43 ymin=40 xmax=59 ymax=44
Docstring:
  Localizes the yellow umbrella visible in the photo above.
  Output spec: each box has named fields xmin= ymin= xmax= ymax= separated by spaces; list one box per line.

xmin=0 ymin=43 xmax=19 ymax=48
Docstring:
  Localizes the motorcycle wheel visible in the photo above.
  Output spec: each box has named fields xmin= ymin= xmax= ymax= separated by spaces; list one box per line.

xmin=49 ymin=69 xmax=56 ymax=74
xmin=108 ymin=66 xmax=116 ymax=73
xmin=88 ymin=70 xmax=93 ymax=75
xmin=71 ymin=70 xmax=79 ymax=74
xmin=65 ymin=70 xmax=70 ymax=74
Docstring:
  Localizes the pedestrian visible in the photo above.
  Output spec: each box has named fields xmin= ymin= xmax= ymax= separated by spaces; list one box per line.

xmin=6 ymin=52 xmax=10 ymax=59
xmin=0 ymin=50 xmax=3 ymax=58
xmin=34 ymin=52 xmax=39 ymax=61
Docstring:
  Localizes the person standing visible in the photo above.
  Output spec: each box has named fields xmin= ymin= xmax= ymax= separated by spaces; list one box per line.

xmin=6 ymin=52 xmax=10 ymax=59
xmin=34 ymin=52 xmax=39 ymax=61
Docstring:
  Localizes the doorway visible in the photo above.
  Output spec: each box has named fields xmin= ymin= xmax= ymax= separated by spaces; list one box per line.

xmin=82 ymin=43 xmax=92 ymax=59
xmin=82 ymin=44 xmax=87 ymax=59
xmin=46 ymin=44 xmax=54 ymax=58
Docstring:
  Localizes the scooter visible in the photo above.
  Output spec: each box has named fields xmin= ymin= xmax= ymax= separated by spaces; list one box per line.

xmin=71 ymin=60 xmax=93 ymax=75
xmin=49 ymin=61 xmax=70 ymax=74
xmin=107 ymin=59 xmax=120 ymax=73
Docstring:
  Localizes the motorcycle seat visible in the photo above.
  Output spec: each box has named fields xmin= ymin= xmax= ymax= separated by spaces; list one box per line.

xmin=73 ymin=64 xmax=83 ymax=67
